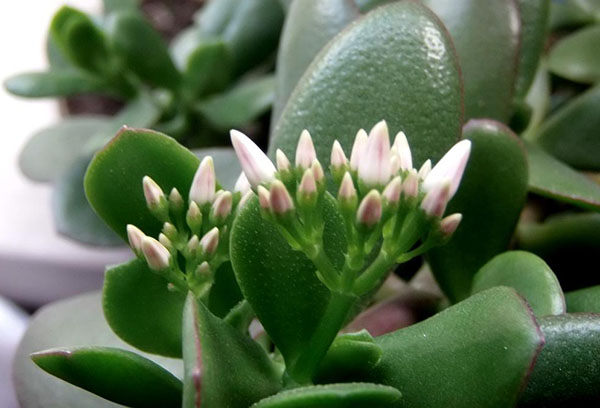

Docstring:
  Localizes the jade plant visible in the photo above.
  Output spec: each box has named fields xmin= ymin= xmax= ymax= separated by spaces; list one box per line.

xmin=4 ymin=0 xmax=283 ymax=245
xmin=13 ymin=0 xmax=600 ymax=407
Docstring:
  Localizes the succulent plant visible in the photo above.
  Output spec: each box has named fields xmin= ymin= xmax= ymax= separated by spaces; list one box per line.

xmin=12 ymin=0 xmax=600 ymax=407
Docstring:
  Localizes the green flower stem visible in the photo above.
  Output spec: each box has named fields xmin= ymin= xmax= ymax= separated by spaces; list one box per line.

xmin=288 ymin=291 xmax=357 ymax=384
xmin=304 ymin=243 xmax=341 ymax=290
xmin=352 ymin=249 xmax=393 ymax=296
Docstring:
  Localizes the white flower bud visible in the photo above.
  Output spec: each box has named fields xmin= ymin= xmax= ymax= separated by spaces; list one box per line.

xmin=311 ymin=160 xmax=325 ymax=183
xmin=189 ymin=156 xmax=216 ymax=205
xmin=421 ymin=179 xmax=452 ymax=217
xmin=158 ymin=233 xmax=173 ymax=252
xmin=392 ymin=131 xmax=412 ymax=171
xmin=200 ymin=227 xmax=219 ymax=255
xmin=440 ymin=213 xmax=462 ymax=237
xmin=276 ymin=149 xmax=291 ymax=172
xmin=141 ymin=237 xmax=171 ymax=271
xmin=418 ymin=159 xmax=432 ymax=180
xmin=402 ymin=169 xmax=419 ymax=198
xmin=186 ymin=202 xmax=202 ymax=233
xmin=298 ymin=169 xmax=317 ymax=195
xmin=356 ymin=190 xmax=383 ymax=227
xmin=230 ymin=130 xmax=276 ymax=188
xmin=126 ymin=224 xmax=145 ymax=254
xmin=338 ymin=172 xmax=357 ymax=201
xmin=168 ymin=188 xmax=184 ymax=213
xmin=358 ymin=120 xmax=391 ymax=187
xmin=423 ymin=140 xmax=471 ymax=198
xmin=269 ymin=180 xmax=294 ymax=214
xmin=142 ymin=176 xmax=165 ymax=209
xmin=330 ymin=140 xmax=348 ymax=169
xmin=257 ymin=186 xmax=271 ymax=210
xmin=162 ymin=222 xmax=178 ymax=240
xmin=211 ymin=191 xmax=233 ymax=220
xmin=234 ymin=172 xmax=251 ymax=195
xmin=350 ymin=129 xmax=368 ymax=171
xmin=382 ymin=176 xmax=402 ymax=204
xmin=295 ymin=130 xmax=317 ymax=169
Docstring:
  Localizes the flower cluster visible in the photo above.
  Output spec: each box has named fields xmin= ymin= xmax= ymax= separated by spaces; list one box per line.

xmin=126 ymin=157 xmax=248 ymax=299
xmin=231 ymin=121 xmax=471 ymax=295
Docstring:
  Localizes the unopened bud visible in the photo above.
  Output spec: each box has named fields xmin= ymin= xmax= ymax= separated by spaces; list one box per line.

xmin=186 ymin=202 xmax=203 ymax=234
xmin=234 ymin=172 xmax=251 ymax=195
xmin=126 ymin=224 xmax=145 ymax=255
xmin=350 ymin=129 xmax=368 ymax=171
xmin=311 ymin=160 xmax=325 ymax=184
xmin=143 ymin=176 xmax=167 ymax=218
xmin=421 ymin=179 xmax=451 ymax=217
xmin=162 ymin=222 xmax=178 ymax=241
xmin=295 ymin=130 xmax=317 ymax=169
xmin=402 ymin=169 xmax=419 ymax=198
xmin=269 ymin=180 xmax=294 ymax=214
xmin=423 ymin=140 xmax=471 ymax=198
xmin=158 ymin=233 xmax=173 ymax=252
xmin=298 ymin=169 xmax=318 ymax=208
xmin=382 ymin=176 xmax=402 ymax=205
xmin=257 ymin=186 xmax=271 ymax=210
xmin=330 ymin=140 xmax=348 ymax=169
xmin=418 ymin=159 xmax=432 ymax=180
xmin=211 ymin=191 xmax=233 ymax=222
xmin=187 ymin=235 xmax=200 ymax=257
xmin=230 ymin=130 xmax=276 ymax=188
xmin=356 ymin=190 xmax=382 ymax=228
xmin=238 ymin=190 xmax=253 ymax=210
xmin=200 ymin=227 xmax=219 ymax=255
xmin=392 ymin=131 xmax=412 ymax=171
xmin=189 ymin=156 xmax=216 ymax=205
xmin=440 ymin=213 xmax=462 ymax=237
xmin=168 ymin=188 xmax=184 ymax=214
xmin=141 ymin=237 xmax=171 ymax=271
xmin=276 ymin=149 xmax=291 ymax=173
xmin=195 ymin=261 xmax=212 ymax=282
xmin=358 ymin=120 xmax=391 ymax=187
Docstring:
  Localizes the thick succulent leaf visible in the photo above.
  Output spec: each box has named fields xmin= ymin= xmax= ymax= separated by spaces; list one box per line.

xmin=355 ymin=0 xmax=396 ymax=12
xmin=271 ymin=1 xmax=463 ymax=169
xmin=521 ymin=64 xmax=551 ymax=141
xmin=536 ymin=85 xmax=600 ymax=171
xmin=198 ymin=75 xmax=275 ymax=131
xmin=365 ymin=287 xmax=544 ymax=408
xmin=271 ymin=0 xmax=359 ymax=123
xmin=18 ymin=116 xmax=109 ymax=182
xmin=251 ymin=383 xmax=401 ymax=408
xmin=52 ymin=156 xmax=122 ymax=246
xmin=526 ymin=142 xmax=600 ymax=211
xmin=50 ymin=6 xmax=109 ymax=74
xmin=4 ymin=71 xmax=110 ymax=98
xmin=32 ymin=347 xmax=182 ymax=408
xmin=565 ymin=286 xmax=600 ymax=313
xmin=517 ymin=212 xmax=600 ymax=291
xmin=103 ymin=258 xmax=187 ymax=358
xmin=107 ymin=12 xmax=181 ymax=90
xmin=195 ymin=0 xmax=240 ymax=36
xmin=182 ymin=295 xmax=281 ymax=408
xmin=548 ymin=25 xmax=600 ymax=84
xmin=315 ymin=330 xmax=382 ymax=384
xmin=424 ymin=0 xmax=520 ymax=122
xmin=13 ymin=292 xmax=181 ymax=408
xmin=427 ymin=120 xmax=529 ymax=303
xmin=514 ymin=0 xmax=550 ymax=98
xmin=520 ymin=314 xmax=600 ymax=406
xmin=230 ymin=195 xmax=345 ymax=369
xmin=472 ymin=251 xmax=565 ymax=316
xmin=221 ymin=0 xmax=285 ymax=74
xmin=549 ymin=0 xmax=597 ymax=29
xmin=183 ymin=39 xmax=231 ymax=98
xmin=85 ymin=127 xmax=199 ymax=241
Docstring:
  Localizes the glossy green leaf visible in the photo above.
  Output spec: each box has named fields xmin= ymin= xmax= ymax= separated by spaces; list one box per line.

xmin=565 ymin=285 xmax=600 ymax=313
xmin=548 ymin=25 xmax=600 ymax=84
xmin=536 ymin=85 xmax=600 ymax=171
xmin=32 ymin=347 xmax=182 ymax=408
xmin=107 ymin=12 xmax=181 ymax=90
xmin=365 ymin=287 xmax=544 ymax=408
xmin=427 ymin=120 xmax=529 ymax=303
xmin=251 ymin=383 xmax=402 ymax=408
xmin=549 ymin=0 xmax=597 ymax=29
xmin=18 ymin=116 xmax=109 ymax=182
xmin=195 ymin=0 xmax=240 ymax=36
xmin=13 ymin=292 xmax=181 ymax=408
xmin=315 ymin=330 xmax=382 ymax=384
xmin=271 ymin=1 xmax=463 ymax=171
xmin=198 ymin=75 xmax=275 ymax=131
xmin=424 ymin=0 xmax=520 ymax=122
xmin=50 ymin=6 xmax=109 ymax=74
xmin=221 ymin=0 xmax=284 ymax=74
xmin=521 ymin=63 xmax=551 ymax=141
xmin=103 ymin=258 xmax=187 ymax=358
xmin=4 ymin=71 xmax=110 ymax=98
xmin=520 ymin=314 xmax=600 ymax=406
xmin=472 ymin=251 xmax=565 ymax=316
xmin=183 ymin=39 xmax=231 ymax=98
xmin=182 ymin=296 xmax=281 ymax=408
xmin=85 ymin=127 xmax=199 ymax=241
xmin=230 ymin=195 xmax=345 ymax=369
xmin=517 ymin=212 xmax=600 ymax=291
xmin=52 ymin=156 xmax=122 ymax=246
xmin=271 ymin=0 xmax=359 ymax=124
xmin=526 ymin=142 xmax=600 ymax=211
xmin=514 ymin=0 xmax=550 ymax=98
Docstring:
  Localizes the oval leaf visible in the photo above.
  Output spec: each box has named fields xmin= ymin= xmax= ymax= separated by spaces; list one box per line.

xmin=472 ymin=250 xmax=565 ymax=316
xmin=103 ymin=258 xmax=187 ymax=357
xmin=548 ymin=24 xmax=600 ymax=84
xmin=427 ymin=120 xmax=529 ymax=303
xmin=366 ymin=287 xmax=544 ymax=408
xmin=183 ymin=295 xmax=281 ymax=408
xmin=565 ymin=285 xmax=600 ymax=313
xmin=424 ymin=0 xmax=520 ymax=122
xmin=271 ymin=1 xmax=463 ymax=170
xmin=520 ymin=314 xmax=600 ymax=406
xmin=85 ymin=127 xmax=200 ymax=241
xmin=536 ymin=84 xmax=600 ymax=171
xmin=251 ymin=383 xmax=401 ymax=408
xmin=4 ymin=71 xmax=110 ymax=98
xmin=32 ymin=347 xmax=182 ymax=408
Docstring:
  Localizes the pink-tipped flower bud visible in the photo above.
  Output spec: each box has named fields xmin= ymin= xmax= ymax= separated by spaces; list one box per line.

xmin=143 ymin=176 xmax=165 ymax=209
xmin=211 ymin=191 xmax=233 ymax=221
xmin=350 ymin=129 xmax=368 ymax=171
xmin=238 ymin=190 xmax=253 ymax=210
xmin=257 ymin=186 xmax=271 ymax=210
xmin=418 ymin=159 xmax=432 ymax=180
xmin=141 ymin=236 xmax=171 ymax=271
xmin=390 ymin=154 xmax=401 ymax=175
xmin=358 ymin=120 xmax=392 ymax=187
xmin=423 ymin=140 xmax=471 ymax=198
xmin=189 ymin=156 xmax=216 ymax=205
xmin=186 ymin=202 xmax=202 ymax=233
xmin=200 ymin=227 xmax=219 ymax=255
xmin=195 ymin=261 xmax=211 ymax=281
xmin=392 ymin=131 xmax=412 ymax=171
xmin=330 ymin=140 xmax=348 ymax=170
xmin=230 ymin=130 xmax=276 ymax=188
xmin=311 ymin=160 xmax=325 ymax=183
xmin=276 ymin=149 xmax=291 ymax=173
xmin=382 ymin=176 xmax=402 ymax=205
xmin=402 ymin=169 xmax=419 ymax=198
xmin=440 ymin=213 xmax=462 ymax=237
xmin=234 ymin=172 xmax=251 ymax=195
xmin=168 ymin=188 xmax=184 ymax=213
xmin=299 ymin=169 xmax=317 ymax=195
xmin=269 ymin=180 xmax=294 ymax=214
xmin=421 ymin=179 xmax=452 ymax=217
xmin=126 ymin=224 xmax=145 ymax=254
xmin=356 ymin=190 xmax=383 ymax=227
xmin=338 ymin=172 xmax=357 ymax=201
xmin=295 ymin=130 xmax=317 ymax=169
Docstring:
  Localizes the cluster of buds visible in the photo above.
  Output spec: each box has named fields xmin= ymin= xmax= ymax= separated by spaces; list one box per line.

xmin=231 ymin=121 xmax=470 ymax=295
xmin=126 ymin=156 xmax=249 ymax=299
